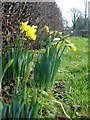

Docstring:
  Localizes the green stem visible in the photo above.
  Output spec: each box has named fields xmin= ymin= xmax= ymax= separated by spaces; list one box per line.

xmin=59 ymin=45 xmax=66 ymax=60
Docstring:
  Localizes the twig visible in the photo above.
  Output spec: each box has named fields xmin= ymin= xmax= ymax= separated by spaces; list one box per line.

xmin=52 ymin=99 xmax=71 ymax=119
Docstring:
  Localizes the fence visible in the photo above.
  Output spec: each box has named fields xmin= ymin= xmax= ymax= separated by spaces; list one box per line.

xmin=63 ymin=29 xmax=88 ymax=37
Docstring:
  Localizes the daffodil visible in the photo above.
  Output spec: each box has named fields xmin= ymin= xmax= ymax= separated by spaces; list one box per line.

xmin=26 ymin=31 xmax=36 ymax=40
xmin=49 ymin=31 xmax=53 ymax=35
xmin=67 ymin=43 xmax=77 ymax=51
xmin=20 ymin=21 xmax=37 ymax=40
xmin=20 ymin=21 xmax=29 ymax=32
xmin=65 ymin=40 xmax=77 ymax=51
xmin=26 ymin=27 xmax=37 ymax=40
xmin=59 ymin=31 xmax=63 ymax=35
xmin=29 ymin=34 xmax=36 ymax=41
xmin=44 ymin=25 xmax=49 ymax=33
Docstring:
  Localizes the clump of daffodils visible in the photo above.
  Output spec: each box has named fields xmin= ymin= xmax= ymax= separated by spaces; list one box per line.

xmin=20 ymin=21 xmax=37 ymax=40
xmin=44 ymin=25 xmax=54 ymax=35
xmin=51 ymin=38 xmax=77 ymax=51
xmin=44 ymin=25 xmax=63 ymax=36
xmin=44 ymin=25 xmax=76 ymax=51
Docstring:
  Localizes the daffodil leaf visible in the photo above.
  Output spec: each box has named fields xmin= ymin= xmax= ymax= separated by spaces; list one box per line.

xmin=1 ymin=59 xmax=13 ymax=81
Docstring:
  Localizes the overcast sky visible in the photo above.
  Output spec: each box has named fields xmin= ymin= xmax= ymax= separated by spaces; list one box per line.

xmin=56 ymin=0 xmax=89 ymax=26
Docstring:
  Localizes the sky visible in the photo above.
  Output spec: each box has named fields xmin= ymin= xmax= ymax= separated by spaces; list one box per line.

xmin=55 ymin=0 xmax=89 ymax=27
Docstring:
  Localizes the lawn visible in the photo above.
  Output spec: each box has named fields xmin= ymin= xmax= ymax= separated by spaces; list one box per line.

xmin=54 ymin=37 xmax=88 ymax=118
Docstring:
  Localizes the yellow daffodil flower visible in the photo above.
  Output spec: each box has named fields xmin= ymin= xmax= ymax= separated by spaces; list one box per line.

xmin=67 ymin=43 xmax=77 ymax=51
xmin=49 ymin=31 xmax=53 ymax=35
xmin=20 ymin=21 xmax=37 ymax=40
xmin=20 ymin=21 xmax=29 ymax=32
xmin=44 ymin=25 xmax=49 ymax=33
xmin=59 ymin=31 xmax=63 ymax=35
xmin=65 ymin=40 xmax=77 ymax=51
xmin=29 ymin=34 xmax=36 ymax=41
xmin=26 ymin=28 xmax=37 ymax=40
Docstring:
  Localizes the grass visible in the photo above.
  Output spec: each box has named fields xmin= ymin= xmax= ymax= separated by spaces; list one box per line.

xmin=55 ymin=36 xmax=88 ymax=118
xmin=2 ymin=36 xmax=88 ymax=119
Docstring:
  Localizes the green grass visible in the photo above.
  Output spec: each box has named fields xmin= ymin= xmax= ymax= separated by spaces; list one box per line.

xmin=55 ymin=37 xmax=88 ymax=118
xmin=2 ymin=36 xmax=88 ymax=119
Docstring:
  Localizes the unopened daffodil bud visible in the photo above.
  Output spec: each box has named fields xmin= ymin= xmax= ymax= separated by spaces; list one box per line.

xmin=44 ymin=25 xmax=49 ymax=33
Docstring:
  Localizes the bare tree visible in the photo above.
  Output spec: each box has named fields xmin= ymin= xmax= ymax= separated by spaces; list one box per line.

xmin=84 ymin=0 xmax=88 ymax=26
xmin=71 ymin=8 xmax=82 ymax=30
